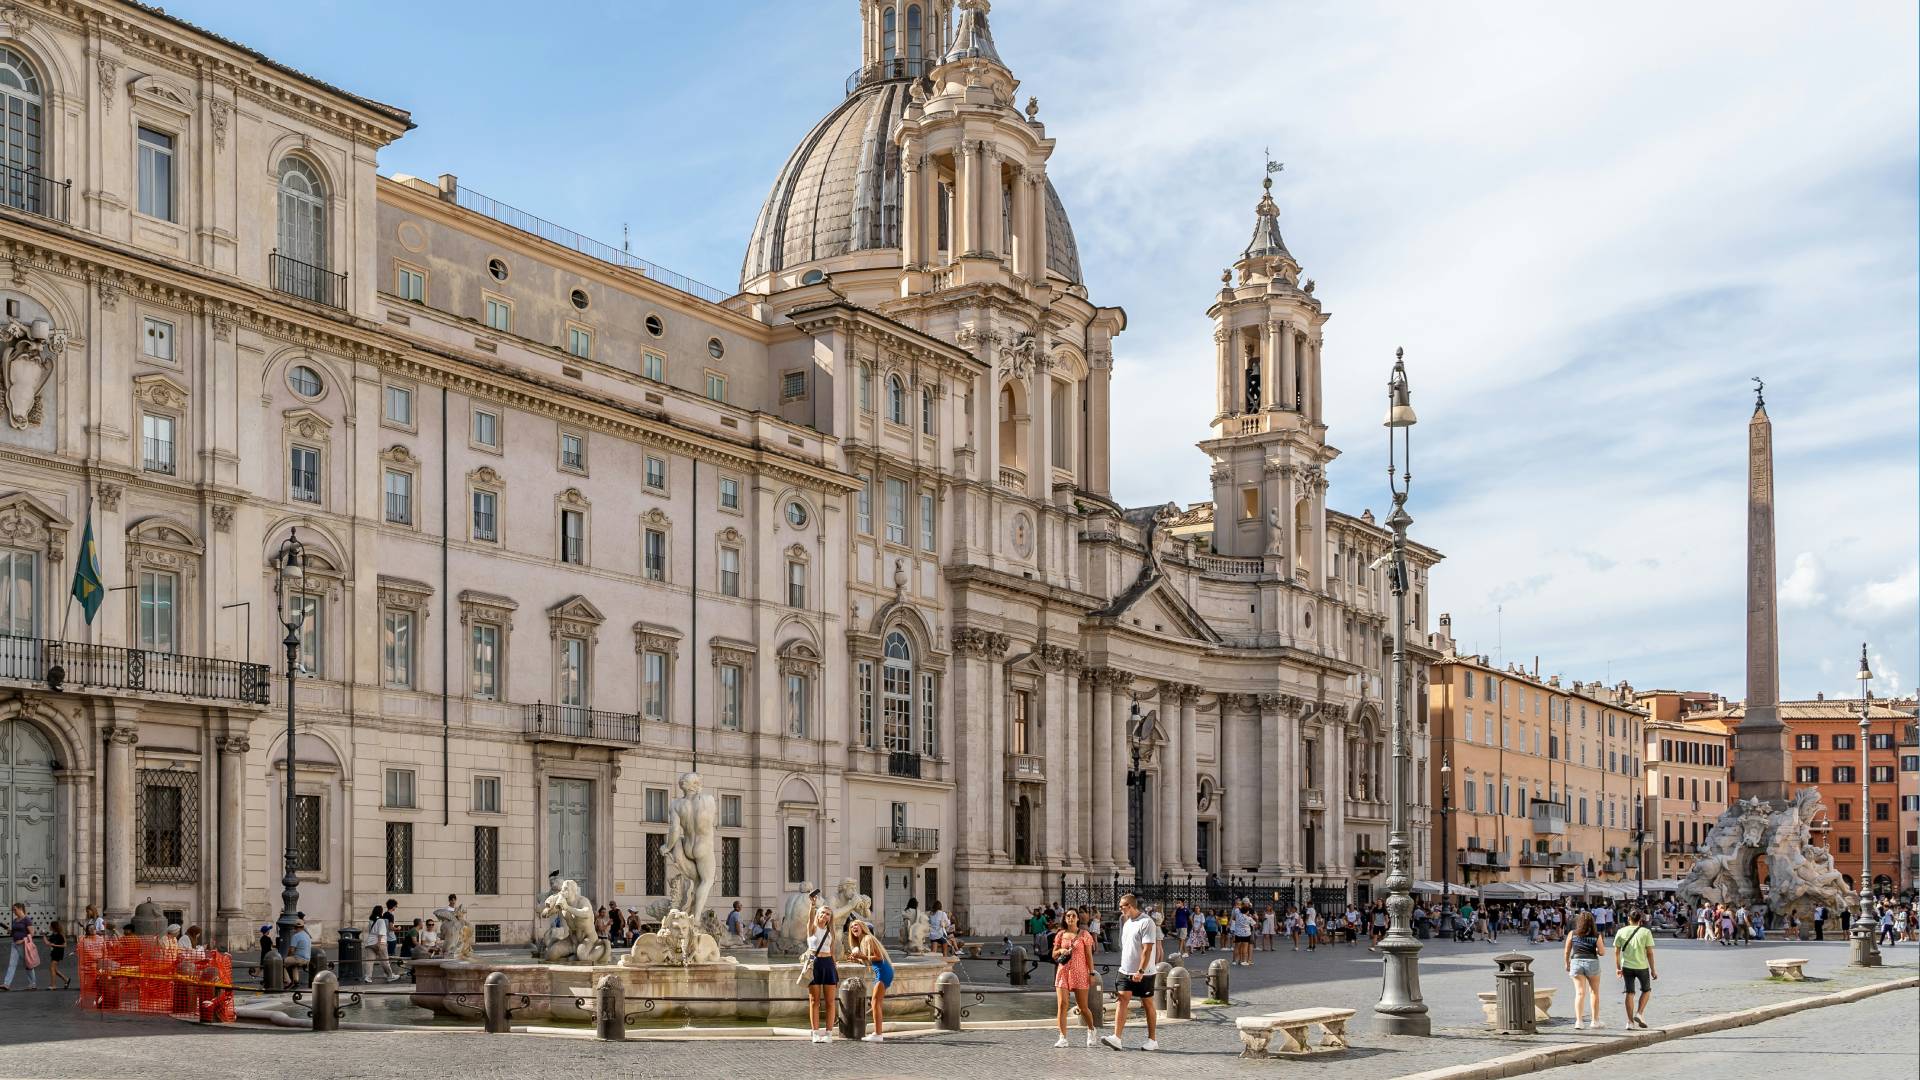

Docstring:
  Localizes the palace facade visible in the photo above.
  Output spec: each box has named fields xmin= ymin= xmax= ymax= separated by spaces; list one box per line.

xmin=0 ymin=0 xmax=1437 ymax=944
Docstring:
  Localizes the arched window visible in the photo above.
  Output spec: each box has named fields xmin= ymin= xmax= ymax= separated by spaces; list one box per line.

xmin=0 ymin=48 xmax=45 ymax=214
xmin=887 ymin=375 xmax=907 ymax=425
xmin=277 ymin=158 xmax=327 ymax=269
xmin=882 ymin=631 xmax=913 ymax=751
xmin=882 ymin=7 xmax=897 ymax=64
xmin=906 ymin=5 xmax=923 ymax=64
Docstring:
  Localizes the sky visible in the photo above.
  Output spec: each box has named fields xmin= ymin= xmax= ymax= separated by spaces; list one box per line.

xmin=169 ymin=0 xmax=1919 ymax=703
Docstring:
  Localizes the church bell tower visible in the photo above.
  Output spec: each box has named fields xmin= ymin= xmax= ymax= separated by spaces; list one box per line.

xmin=858 ymin=0 xmax=953 ymax=80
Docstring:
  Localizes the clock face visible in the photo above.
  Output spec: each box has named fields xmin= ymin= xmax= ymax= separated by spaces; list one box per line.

xmin=1010 ymin=513 xmax=1033 ymax=557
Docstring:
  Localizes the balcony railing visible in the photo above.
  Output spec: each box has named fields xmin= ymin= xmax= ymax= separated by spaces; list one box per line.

xmin=522 ymin=702 xmax=640 ymax=744
xmin=1519 ymin=850 xmax=1556 ymax=867
xmin=1352 ymin=850 xmax=1386 ymax=872
xmin=1458 ymin=848 xmax=1489 ymax=867
xmin=1005 ymin=752 xmax=1044 ymax=781
xmin=887 ymin=751 xmax=922 ymax=779
xmin=0 ymin=161 xmax=71 ymax=224
xmin=0 ymin=634 xmax=269 ymax=705
xmin=846 ymin=56 xmax=933 ymax=95
xmin=1194 ymin=553 xmax=1266 ymax=579
xmin=997 ymin=465 xmax=1026 ymax=493
xmin=1529 ymin=803 xmax=1568 ymax=835
xmin=271 ymin=250 xmax=347 ymax=310
xmin=876 ymin=826 xmax=940 ymax=854
xmin=1301 ymin=788 xmax=1326 ymax=810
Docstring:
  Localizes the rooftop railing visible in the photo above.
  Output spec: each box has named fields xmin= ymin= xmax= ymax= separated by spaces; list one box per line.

xmin=450 ymin=185 xmax=729 ymax=305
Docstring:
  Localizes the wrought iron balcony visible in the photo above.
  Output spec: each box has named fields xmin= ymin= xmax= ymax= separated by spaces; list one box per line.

xmin=521 ymin=702 xmax=640 ymax=745
xmin=876 ymin=826 xmax=939 ymax=854
xmin=0 ymin=634 xmax=269 ymax=705
xmin=845 ymin=57 xmax=933 ymax=95
xmin=0 ymin=162 xmax=71 ymax=224
xmin=270 ymin=250 xmax=347 ymax=309
xmin=1352 ymin=849 xmax=1386 ymax=873
xmin=887 ymin=750 xmax=923 ymax=779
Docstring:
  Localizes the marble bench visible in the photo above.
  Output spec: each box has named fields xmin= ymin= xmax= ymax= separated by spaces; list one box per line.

xmin=1477 ymin=987 xmax=1557 ymax=1024
xmin=1765 ymin=957 xmax=1810 ymax=981
xmin=1235 ymin=1007 xmax=1355 ymax=1057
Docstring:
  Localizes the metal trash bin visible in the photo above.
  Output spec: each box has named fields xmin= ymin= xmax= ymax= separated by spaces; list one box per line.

xmin=1491 ymin=951 xmax=1535 ymax=1034
xmin=334 ymin=928 xmax=364 ymax=985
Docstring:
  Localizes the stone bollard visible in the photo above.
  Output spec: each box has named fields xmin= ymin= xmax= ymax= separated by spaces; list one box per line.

xmin=309 ymin=970 xmax=340 ymax=1033
xmin=595 ymin=974 xmax=626 ymax=1041
xmin=1006 ymin=945 xmax=1029 ymax=986
xmin=935 ymin=970 xmax=962 ymax=1032
xmin=1152 ymin=961 xmax=1172 ymax=1013
xmin=837 ymin=974 xmax=868 ymax=1041
xmin=1167 ymin=966 xmax=1192 ymax=1020
xmin=482 ymin=971 xmax=512 ymax=1034
xmin=1491 ymin=952 xmax=1536 ymax=1034
xmin=1086 ymin=971 xmax=1105 ymax=1028
xmin=1207 ymin=957 xmax=1230 ymax=1004
xmin=261 ymin=950 xmax=286 ymax=992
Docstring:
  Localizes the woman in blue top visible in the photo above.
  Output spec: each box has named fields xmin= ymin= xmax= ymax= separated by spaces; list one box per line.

xmin=1562 ymin=911 xmax=1606 ymax=1029
xmin=3 ymin=903 xmax=35 ymax=991
xmin=845 ymin=919 xmax=894 ymax=1042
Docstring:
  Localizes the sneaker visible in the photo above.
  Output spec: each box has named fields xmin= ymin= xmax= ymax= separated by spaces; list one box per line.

xmin=809 ymin=1031 xmax=823 ymax=1043
xmin=1086 ymin=1030 xmax=1099 ymax=1047
xmin=1100 ymin=1034 xmax=1124 ymax=1052
xmin=1632 ymin=1017 xmax=1649 ymax=1029
xmin=863 ymin=1034 xmax=884 ymax=1043
xmin=1142 ymin=1038 xmax=1160 ymax=1052
xmin=1054 ymin=1036 xmax=1070 ymax=1048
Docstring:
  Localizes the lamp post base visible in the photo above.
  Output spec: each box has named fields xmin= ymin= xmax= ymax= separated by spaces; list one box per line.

xmin=1374 ymin=933 xmax=1431 ymax=1036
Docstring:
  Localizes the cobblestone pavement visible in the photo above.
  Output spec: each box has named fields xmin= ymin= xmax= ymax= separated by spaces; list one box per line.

xmin=0 ymin=936 xmax=1912 ymax=1079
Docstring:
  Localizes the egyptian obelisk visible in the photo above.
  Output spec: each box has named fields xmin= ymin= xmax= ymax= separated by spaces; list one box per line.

xmin=1734 ymin=381 xmax=1791 ymax=804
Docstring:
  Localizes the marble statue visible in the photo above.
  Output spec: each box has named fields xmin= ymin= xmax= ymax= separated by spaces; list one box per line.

xmin=621 ymin=908 xmax=725 ymax=968
xmin=1679 ymin=797 xmax=1775 ymax=906
xmin=537 ymin=879 xmax=612 ymax=964
xmin=1764 ymin=788 xmax=1856 ymax=924
xmin=1679 ymin=788 xmax=1855 ymax=927
xmin=775 ymin=886 xmax=821 ymax=954
xmin=434 ymin=898 xmax=474 ymax=960
xmin=665 ymin=771 xmax=718 ymax=925
xmin=903 ymin=907 xmax=931 ymax=955
xmin=828 ymin=878 xmax=874 ymax=954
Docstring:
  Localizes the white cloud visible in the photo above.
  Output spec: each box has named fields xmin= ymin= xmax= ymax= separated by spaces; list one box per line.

xmin=1848 ymin=564 xmax=1919 ymax=620
xmin=1780 ymin=553 xmax=1829 ymax=609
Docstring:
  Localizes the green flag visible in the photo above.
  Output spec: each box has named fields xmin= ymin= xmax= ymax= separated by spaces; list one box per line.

xmin=70 ymin=516 xmax=104 ymax=624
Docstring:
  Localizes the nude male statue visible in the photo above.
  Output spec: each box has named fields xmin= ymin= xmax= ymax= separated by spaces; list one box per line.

xmin=665 ymin=771 xmax=718 ymax=922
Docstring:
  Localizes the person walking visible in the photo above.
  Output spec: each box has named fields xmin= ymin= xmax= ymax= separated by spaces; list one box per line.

xmin=1050 ymin=907 xmax=1098 ymax=1048
xmin=1170 ymin=901 xmax=1191 ymax=959
xmin=1563 ymin=911 xmax=1606 ymax=1028
xmin=1812 ymin=902 xmax=1827 ymax=942
xmin=1229 ymin=904 xmax=1252 ymax=966
xmin=802 ymin=906 xmax=839 ymax=1043
xmin=2 ymin=904 xmax=36 ymax=991
xmin=1259 ymin=905 xmax=1276 ymax=952
xmin=366 ymin=905 xmax=398 ymax=982
xmin=845 ymin=920 xmax=894 ymax=1043
xmin=1186 ymin=909 xmax=1208 ymax=957
xmin=1100 ymin=893 xmax=1160 ymax=1052
xmin=1303 ymin=905 xmax=1319 ymax=951
xmin=1613 ymin=909 xmax=1657 ymax=1029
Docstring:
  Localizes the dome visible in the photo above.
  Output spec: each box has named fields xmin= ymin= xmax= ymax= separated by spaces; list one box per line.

xmin=741 ymin=80 xmax=1083 ymax=290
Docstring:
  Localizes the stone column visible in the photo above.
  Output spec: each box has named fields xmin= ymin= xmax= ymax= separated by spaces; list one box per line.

xmin=1309 ymin=339 xmax=1323 ymax=423
xmin=957 ymin=141 xmax=978 ymax=255
xmin=1089 ymin=347 xmax=1114 ymax=494
xmin=1028 ymin=172 xmax=1048 ymax=279
xmin=216 ymin=732 xmax=250 ymax=937
xmin=1327 ymin=716 xmax=1347 ymax=878
xmin=978 ymin=147 xmax=1000 ymax=258
xmin=952 ymin=631 xmax=999 ymax=860
xmin=1263 ymin=321 xmax=1281 ymax=410
xmin=103 ymin=714 xmax=139 ymax=922
xmin=1091 ymin=670 xmax=1114 ymax=872
xmin=1179 ymin=687 xmax=1200 ymax=873
xmin=1214 ymin=328 xmax=1231 ymax=419
xmin=1156 ymin=686 xmax=1179 ymax=879
xmin=987 ymin=633 xmax=1009 ymax=862
xmin=1064 ymin=655 xmax=1083 ymax=871
xmin=1278 ymin=324 xmax=1296 ymax=410
xmin=901 ymin=151 xmax=923 ymax=269
xmin=1219 ymin=697 xmax=1238 ymax=872
xmin=1009 ymin=166 xmax=1032 ymax=273
xmin=1042 ymin=657 xmax=1065 ymax=867
xmin=1032 ymin=363 xmax=1052 ymax=494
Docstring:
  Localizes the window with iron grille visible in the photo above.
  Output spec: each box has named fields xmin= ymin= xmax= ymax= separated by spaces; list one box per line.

xmin=385 ymin=821 xmax=413 ymax=893
xmin=786 ymin=825 xmax=806 ymax=883
xmin=474 ymin=924 xmax=501 ymax=944
xmin=644 ymin=833 xmax=666 ymax=895
xmin=474 ymin=825 xmax=499 ymax=895
xmin=136 ymin=768 xmax=199 ymax=883
xmin=721 ymin=836 xmax=741 ymax=897
xmin=292 ymin=793 xmax=322 ymax=872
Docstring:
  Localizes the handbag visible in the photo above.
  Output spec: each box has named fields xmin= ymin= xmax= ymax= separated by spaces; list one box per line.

xmin=21 ymin=935 xmax=39 ymax=969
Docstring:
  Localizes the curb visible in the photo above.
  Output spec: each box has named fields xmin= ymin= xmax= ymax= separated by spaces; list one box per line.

xmin=1391 ymin=974 xmax=1919 ymax=1080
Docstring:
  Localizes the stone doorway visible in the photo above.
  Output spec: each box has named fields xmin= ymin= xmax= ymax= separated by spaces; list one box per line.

xmin=0 ymin=718 xmax=60 ymax=926
xmin=546 ymin=778 xmax=594 ymax=897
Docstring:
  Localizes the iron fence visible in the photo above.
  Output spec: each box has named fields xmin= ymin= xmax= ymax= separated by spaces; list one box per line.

xmin=522 ymin=702 xmax=642 ymax=743
xmin=0 ymin=161 xmax=71 ymax=223
xmin=0 ymin=634 xmax=270 ymax=704
xmin=270 ymin=250 xmax=348 ymax=309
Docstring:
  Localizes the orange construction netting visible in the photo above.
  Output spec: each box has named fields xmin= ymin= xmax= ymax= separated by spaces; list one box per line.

xmin=74 ymin=935 xmax=237 ymax=1023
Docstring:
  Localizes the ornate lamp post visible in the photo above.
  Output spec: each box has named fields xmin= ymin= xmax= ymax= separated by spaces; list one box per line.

xmin=1634 ymin=793 xmax=1646 ymax=905
xmin=1850 ymin=644 xmax=1881 ymax=966
xmin=1439 ymin=754 xmax=1453 ymax=911
xmin=1374 ymin=349 xmax=1429 ymax=1035
xmin=273 ymin=531 xmax=307 ymax=954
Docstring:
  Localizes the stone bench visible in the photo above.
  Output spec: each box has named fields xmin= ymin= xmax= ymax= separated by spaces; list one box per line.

xmin=1476 ymin=987 xmax=1557 ymax=1024
xmin=1235 ymin=1007 xmax=1355 ymax=1057
xmin=1765 ymin=957 xmax=1810 ymax=981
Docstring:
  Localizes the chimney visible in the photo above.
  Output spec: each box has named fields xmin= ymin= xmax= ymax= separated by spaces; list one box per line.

xmin=437 ymin=172 xmax=459 ymax=201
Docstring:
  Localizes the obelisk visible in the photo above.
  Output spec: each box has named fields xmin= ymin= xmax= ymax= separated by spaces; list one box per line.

xmin=1734 ymin=380 xmax=1790 ymax=804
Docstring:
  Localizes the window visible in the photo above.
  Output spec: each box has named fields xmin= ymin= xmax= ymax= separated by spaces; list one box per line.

xmin=1870 ymin=765 xmax=1893 ymax=783
xmin=645 ymin=455 xmax=668 ymax=490
xmin=382 ymin=610 xmax=415 ymax=688
xmin=469 ymin=775 xmax=501 ymax=814
xmin=396 ymin=265 xmax=425 ymax=302
xmin=644 ymin=529 xmax=667 ymax=581
xmin=140 ymin=316 xmax=175 ymax=362
xmin=1903 ymin=755 xmax=1920 ymax=772
xmin=718 ymin=663 xmax=743 ymax=730
xmin=707 ymin=337 xmax=725 ymax=360
xmin=472 ymin=409 xmax=500 ymax=449
xmin=921 ymin=388 xmax=934 ymax=434
xmin=719 ymin=546 xmax=740 ymax=597
xmin=643 ymin=351 xmax=666 ymax=381
xmin=1901 ymin=794 xmax=1920 ymax=812
xmin=883 ymin=632 xmax=913 ymax=752
xmin=557 ymin=636 xmax=588 ymax=709
xmin=487 ymin=258 xmax=509 ymax=281
xmin=474 ymin=826 xmax=499 ymax=894
xmin=645 ymin=314 xmax=664 ymax=337
xmin=560 ymin=432 xmax=585 ymax=472
xmin=570 ymin=288 xmax=590 ymax=310
xmin=277 ymin=157 xmax=326 ymax=271
xmin=292 ymin=594 xmax=321 ymax=677
xmin=470 ymin=623 xmax=499 ymax=700
xmin=1464 ymin=677 xmax=1474 ymax=700
xmin=385 ymin=821 xmax=413 ymax=892
xmin=858 ymin=363 xmax=873 ymax=412
xmin=0 ymin=49 xmax=45 ymax=217
xmin=885 ymin=478 xmax=907 ymax=544
xmin=786 ymin=501 xmax=809 ymax=528
xmin=1874 ymin=836 xmax=1889 ymax=853
xmin=568 ymin=326 xmax=592 ymax=359
xmin=644 ymin=787 xmax=669 ymax=823
xmin=856 ymin=476 xmax=873 ymax=534
xmin=642 ymin=650 xmax=668 ymax=720
xmin=720 ymin=794 xmax=743 ymax=829
xmin=136 ymin=571 xmax=177 ymax=653
xmin=384 ymin=768 xmax=416 ymax=809
xmin=484 ymin=297 xmax=511 ymax=332
xmin=1012 ymin=689 xmax=1030 ymax=755
xmin=786 ymin=672 xmax=810 ymax=737
xmin=883 ymin=3 xmax=897 ymax=59
xmin=782 ymin=370 xmax=807 ymax=401
xmin=1797 ymin=734 xmax=1819 ymax=750
xmin=1050 ymin=379 xmax=1069 ymax=468
xmin=137 ymin=771 xmax=192 ymax=880
xmin=887 ymin=375 xmax=907 ymax=424
xmin=384 ymin=384 xmax=414 ymax=426
xmin=920 ymin=492 xmax=936 ymax=550
xmin=1795 ymin=766 xmax=1819 ymax=784
xmin=1464 ymin=783 xmax=1477 ymax=812
xmin=1239 ymin=487 xmax=1259 ymax=520
xmin=1837 ymin=836 xmax=1851 ymax=853
xmin=719 ymin=476 xmax=740 ymax=510
xmin=289 ymin=445 xmax=321 ymax=503
xmin=291 ymin=793 xmax=322 ymax=872
xmin=560 ymin=508 xmax=585 ymax=564
xmin=721 ymin=836 xmax=742 ymax=898
xmin=1870 ymin=733 xmax=1893 ymax=750
xmin=1874 ymin=801 xmax=1890 ymax=821
xmin=786 ymin=825 xmax=807 ymax=883
xmin=137 ymin=127 xmax=175 ymax=219
xmin=471 ymin=490 xmax=498 ymax=542
xmin=706 ymin=372 xmax=726 ymax=402
xmin=644 ymin=833 xmax=666 ymax=895
xmin=921 ymin=671 xmax=939 ymax=757
xmin=786 ymin=560 xmax=806 ymax=607
xmin=141 ymin=413 xmax=175 ymax=474
xmin=384 ymin=470 xmax=413 ymax=524
xmin=856 ymin=660 xmax=876 ymax=748
xmin=1834 ymin=765 xmax=1856 ymax=784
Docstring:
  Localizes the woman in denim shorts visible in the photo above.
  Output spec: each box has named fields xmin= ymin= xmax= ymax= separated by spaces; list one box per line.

xmin=1563 ymin=910 xmax=1606 ymax=1029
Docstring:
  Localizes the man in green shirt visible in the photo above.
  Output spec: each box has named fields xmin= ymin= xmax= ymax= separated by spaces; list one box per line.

xmin=1613 ymin=908 xmax=1658 ymax=1028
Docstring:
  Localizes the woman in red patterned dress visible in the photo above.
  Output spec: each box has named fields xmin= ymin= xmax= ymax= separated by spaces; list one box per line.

xmin=1051 ymin=907 xmax=1098 ymax=1048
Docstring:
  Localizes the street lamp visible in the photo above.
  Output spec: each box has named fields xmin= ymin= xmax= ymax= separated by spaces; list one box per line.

xmin=1634 ymin=792 xmax=1646 ymax=906
xmin=1374 ymin=349 xmax=1429 ymax=1035
xmin=273 ymin=531 xmax=307 ymax=955
xmin=1851 ymin=644 xmax=1881 ymax=966
xmin=1439 ymin=754 xmax=1453 ymax=910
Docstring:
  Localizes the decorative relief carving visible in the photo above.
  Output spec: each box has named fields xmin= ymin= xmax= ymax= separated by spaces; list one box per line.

xmin=209 ymin=504 xmax=234 ymax=533
xmin=2 ymin=317 xmax=68 ymax=430
xmin=642 ymin=507 xmax=671 ymax=527
xmin=458 ymin=589 xmax=517 ymax=630
xmin=216 ymin=734 xmax=252 ymax=755
xmin=777 ymin=641 xmax=822 ymax=676
xmin=545 ymin=595 xmax=604 ymax=642
xmin=377 ymin=575 xmax=435 ymax=615
xmin=632 ymin=621 xmax=680 ymax=655
xmin=95 ymin=277 xmax=120 ymax=311
xmin=210 ymin=98 xmax=231 ymax=152
xmin=380 ymin=444 xmax=419 ymax=467
xmin=132 ymin=373 xmax=188 ymax=411
xmin=467 ymin=466 xmax=503 ymax=487
xmin=785 ymin=542 xmax=811 ymax=563
xmin=96 ymin=56 xmax=119 ymax=112
xmin=97 ymin=483 xmax=122 ymax=512
xmin=0 ymin=3 xmax=33 ymax=32
xmin=998 ymin=332 xmax=1041 ymax=381
xmin=709 ymin=637 xmax=754 ymax=668
xmin=107 ymin=723 xmax=139 ymax=747
xmin=950 ymin=627 xmax=1009 ymax=659
xmin=557 ymin=487 xmax=590 ymax=508
xmin=211 ymin=312 xmax=234 ymax=341
xmin=716 ymin=525 xmax=742 ymax=544
xmin=1035 ymin=643 xmax=1069 ymax=671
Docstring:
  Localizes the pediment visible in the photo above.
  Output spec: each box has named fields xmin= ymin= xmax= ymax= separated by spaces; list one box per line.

xmin=133 ymin=372 xmax=190 ymax=410
xmin=1120 ymin=579 xmax=1219 ymax=644
xmin=283 ymin=407 xmax=333 ymax=440
xmin=129 ymin=74 xmax=195 ymax=117
xmin=547 ymin=594 xmax=605 ymax=625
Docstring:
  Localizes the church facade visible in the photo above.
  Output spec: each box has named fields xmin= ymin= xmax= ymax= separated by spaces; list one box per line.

xmin=0 ymin=0 xmax=1436 ymax=944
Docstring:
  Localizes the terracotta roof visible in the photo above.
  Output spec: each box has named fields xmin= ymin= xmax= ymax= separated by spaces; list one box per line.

xmin=1687 ymin=699 xmax=1910 ymax=722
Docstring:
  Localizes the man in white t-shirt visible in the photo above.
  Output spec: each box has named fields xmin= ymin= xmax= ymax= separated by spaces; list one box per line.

xmin=1100 ymin=893 xmax=1160 ymax=1052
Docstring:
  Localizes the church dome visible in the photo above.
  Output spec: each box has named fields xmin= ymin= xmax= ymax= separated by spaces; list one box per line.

xmin=740 ymin=78 xmax=1083 ymax=290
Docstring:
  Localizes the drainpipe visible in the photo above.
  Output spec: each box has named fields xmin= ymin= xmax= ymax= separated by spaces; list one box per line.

xmin=441 ymin=386 xmax=450 ymax=826
xmin=691 ymin=460 xmax=698 ymax=774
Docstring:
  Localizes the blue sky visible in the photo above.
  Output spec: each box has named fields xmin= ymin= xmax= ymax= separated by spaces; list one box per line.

xmin=173 ymin=1 xmax=1919 ymax=702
